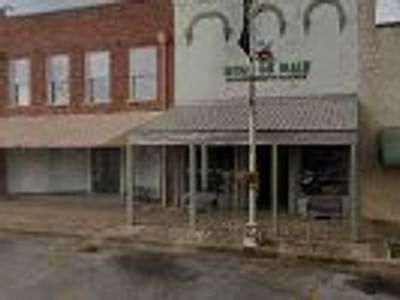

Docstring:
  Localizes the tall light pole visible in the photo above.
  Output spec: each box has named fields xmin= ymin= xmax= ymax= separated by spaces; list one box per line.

xmin=240 ymin=0 xmax=258 ymax=248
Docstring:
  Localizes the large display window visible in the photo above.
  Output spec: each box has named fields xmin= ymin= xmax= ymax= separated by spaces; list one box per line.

xmin=300 ymin=146 xmax=349 ymax=196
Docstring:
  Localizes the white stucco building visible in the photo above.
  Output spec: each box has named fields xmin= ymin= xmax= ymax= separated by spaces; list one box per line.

xmin=129 ymin=0 xmax=361 ymax=238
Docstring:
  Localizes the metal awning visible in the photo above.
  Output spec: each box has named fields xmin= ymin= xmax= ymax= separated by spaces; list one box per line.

xmin=129 ymin=95 xmax=359 ymax=145
xmin=0 ymin=111 xmax=160 ymax=148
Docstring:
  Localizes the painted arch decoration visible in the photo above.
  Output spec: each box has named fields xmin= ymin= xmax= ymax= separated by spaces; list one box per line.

xmin=303 ymin=0 xmax=347 ymax=34
xmin=252 ymin=3 xmax=287 ymax=37
xmin=185 ymin=11 xmax=234 ymax=46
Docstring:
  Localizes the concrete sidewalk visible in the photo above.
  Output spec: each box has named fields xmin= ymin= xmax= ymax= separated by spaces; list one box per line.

xmin=0 ymin=195 xmax=125 ymax=237
xmin=0 ymin=195 xmax=398 ymax=265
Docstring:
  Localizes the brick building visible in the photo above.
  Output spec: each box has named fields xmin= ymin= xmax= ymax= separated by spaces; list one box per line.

xmin=0 ymin=0 xmax=398 ymax=239
xmin=0 ymin=0 xmax=173 ymax=195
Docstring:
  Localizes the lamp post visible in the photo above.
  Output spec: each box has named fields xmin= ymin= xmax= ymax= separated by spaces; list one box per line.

xmin=241 ymin=0 xmax=258 ymax=249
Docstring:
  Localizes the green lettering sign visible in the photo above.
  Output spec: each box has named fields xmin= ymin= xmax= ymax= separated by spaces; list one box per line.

xmin=225 ymin=59 xmax=312 ymax=82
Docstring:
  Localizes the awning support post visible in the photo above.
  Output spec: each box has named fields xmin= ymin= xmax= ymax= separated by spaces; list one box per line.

xmin=201 ymin=144 xmax=208 ymax=192
xmin=126 ymin=144 xmax=134 ymax=227
xmin=161 ymin=146 xmax=168 ymax=207
xmin=189 ymin=144 xmax=197 ymax=231
xmin=272 ymin=144 xmax=279 ymax=238
xmin=120 ymin=146 xmax=126 ymax=197
xmin=86 ymin=149 xmax=92 ymax=194
xmin=350 ymin=143 xmax=359 ymax=241
xmin=233 ymin=146 xmax=240 ymax=210
xmin=288 ymin=147 xmax=300 ymax=215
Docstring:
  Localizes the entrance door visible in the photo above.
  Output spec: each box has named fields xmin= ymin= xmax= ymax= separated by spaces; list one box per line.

xmin=257 ymin=146 xmax=271 ymax=210
xmin=278 ymin=146 xmax=289 ymax=212
xmin=91 ymin=149 xmax=121 ymax=193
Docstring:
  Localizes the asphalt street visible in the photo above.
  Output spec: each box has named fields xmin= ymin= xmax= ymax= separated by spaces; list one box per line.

xmin=0 ymin=234 xmax=397 ymax=300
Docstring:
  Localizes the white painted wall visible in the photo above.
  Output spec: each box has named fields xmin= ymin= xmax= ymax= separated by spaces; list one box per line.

xmin=7 ymin=150 xmax=50 ymax=194
xmin=174 ymin=0 xmax=359 ymax=104
xmin=47 ymin=150 xmax=88 ymax=193
xmin=7 ymin=149 xmax=88 ymax=194
xmin=134 ymin=146 xmax=161 ymax=200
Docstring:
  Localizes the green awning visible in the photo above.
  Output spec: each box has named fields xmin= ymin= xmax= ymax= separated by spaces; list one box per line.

xmin=379 ymin=128 xmax=400 ymax=167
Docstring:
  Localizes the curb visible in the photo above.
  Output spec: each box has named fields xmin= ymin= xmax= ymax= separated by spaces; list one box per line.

xmin=0 ymin=226 xmax=398 ymax=268
xmin=0 ymin=227 xmax=87 ymax=240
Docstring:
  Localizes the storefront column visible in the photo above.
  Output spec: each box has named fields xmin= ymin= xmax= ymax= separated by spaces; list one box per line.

xmin=178 ymin=147 xmax=186 ymax=207
xmin=161 ymin=146 xmax=168 ymax=207
xmin=86 ymin=149 xmax=92 ymax=194
xmin=233 ymin=146 xmax=240 ymax=210
xmin=350 ymin=143 xmax=359 ymax=241
xmin=119 ymin=147 xmax=126 ymax=197
xmin=201 ymin=144 xmax=208 ymax=192
xmin=126 ymin=144 xmax=134 ymax=227
xmin=173 ymin=147 xmax=181 ymax=207
xmin=189 ymin=144 xmax=197 ymax=231
xmin=272 ymin=144 xmax=279 ymax=237
xmin=288 ymin=147 xmax=301 ymax=215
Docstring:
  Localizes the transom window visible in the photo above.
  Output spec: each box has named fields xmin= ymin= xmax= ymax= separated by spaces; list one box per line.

xmin=9 ymin=58 xmax=30 ymax=107
xmin=129 ymin=47 xmax=157 ymax=101
xmin=85 ymin=51 xmax=110 ymax=103
xmin=47 ymin=54 xmax=70 ymax=105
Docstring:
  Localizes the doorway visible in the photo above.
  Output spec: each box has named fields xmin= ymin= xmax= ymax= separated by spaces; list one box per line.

xmin=91 ymin=148 xmax=121 ymax=193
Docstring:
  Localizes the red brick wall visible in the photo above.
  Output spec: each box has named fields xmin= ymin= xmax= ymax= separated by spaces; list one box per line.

xmin=0 ymin=0 xmax=174 ymax=117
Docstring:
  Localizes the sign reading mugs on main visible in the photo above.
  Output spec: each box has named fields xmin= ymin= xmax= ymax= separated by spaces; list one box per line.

xmin=224 ymin=60 xmax=312 ymax=82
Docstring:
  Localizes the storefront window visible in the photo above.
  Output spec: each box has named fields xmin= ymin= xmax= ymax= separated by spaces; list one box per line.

xmin=300 ymin=146 xmax=349 ymax=196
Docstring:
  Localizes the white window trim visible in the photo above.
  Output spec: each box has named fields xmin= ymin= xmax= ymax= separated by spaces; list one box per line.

xmin=9 ymin=58 xmax=31 ymax=107
xmin=84 ymin=50 xmax=111 ymax=104
xmin=47 ymin=54 xmax=70 ymax=106
xmin=129 ymin=47 xmax=158 ymax=102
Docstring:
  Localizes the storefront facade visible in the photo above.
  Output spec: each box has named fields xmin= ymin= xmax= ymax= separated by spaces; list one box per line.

xmin=122 ymin=0 xmax=366 ymax=241
xmin=127 ymin=0 xmax=362 ymax=238
xmin=0 ymin=0 xmax=173 ymax=196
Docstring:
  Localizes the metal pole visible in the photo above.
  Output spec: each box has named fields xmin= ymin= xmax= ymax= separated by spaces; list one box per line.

xmin=248 ymin=84 xmax=257 ymax=226
xmin=86 ymin=148 xmax=92 ymax=194
xmin=126 ymin=143 xmax=134 ymax=227
xmin=272 ymin=144 xmax=279 ymax=237
xmin=201 ymin=144 xmax=208 ymax=192
xmin=161 ymin=146 xmax=168 ymax=207
xmin=119 ymin=146 xmax=126 ymax=197
xmin=233 ymin=146 xmax=240 ymax=210
xmin=350 ymin=143 xmax=359 ymax=241
xmin=244 ymin=0 xmax=258 ymax=248
xmin=189 ymin=144 xmax=197 ymax=231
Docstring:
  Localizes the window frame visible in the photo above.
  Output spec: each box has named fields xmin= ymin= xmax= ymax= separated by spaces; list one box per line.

xmin=128 ymin=46 xmax=158 ymax=102
xmin=9 ymin=57 xmax=31 ymax=107
xmin=47 ymin=54 xmax=70 ymax=106
xmin=84 ymin=50 xmax=111 ymax=104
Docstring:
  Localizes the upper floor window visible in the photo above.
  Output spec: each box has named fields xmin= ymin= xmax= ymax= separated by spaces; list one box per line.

xmin=129 ymin=47 xmax=157 ymax=101
xmin=47 ymin=54 xmax=70 ymax=105
xmin=85 ymin=51 xmax=110 ymax=103
xmin=9 ymin=58 xmax=30 ymax=107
